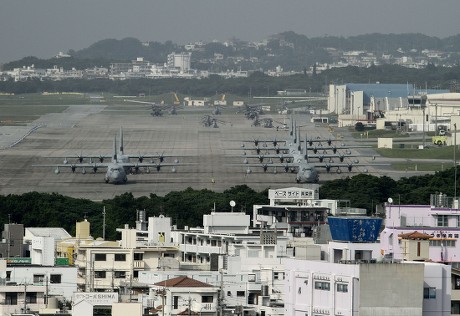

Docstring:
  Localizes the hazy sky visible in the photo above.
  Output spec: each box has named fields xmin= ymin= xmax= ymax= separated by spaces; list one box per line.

xmin=1 ymin=0 xmax=460 ymax=63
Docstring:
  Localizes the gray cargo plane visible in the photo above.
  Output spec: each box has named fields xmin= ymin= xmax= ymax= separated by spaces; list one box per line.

xmin=33 ymin=128 xmax=182 ymax=184
xmin=235 ymin=117 xmax=383 ymax=183
xmin=124 ymin=99 xmax=178 ymax=116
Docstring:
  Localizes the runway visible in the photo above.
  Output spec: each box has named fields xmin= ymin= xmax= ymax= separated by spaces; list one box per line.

xmin=0 ymin=102 xmax=423 ymax=200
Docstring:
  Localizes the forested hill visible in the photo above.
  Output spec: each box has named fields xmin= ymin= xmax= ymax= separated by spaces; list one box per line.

xmin=3 ymin=32 xmax=460 ymax=71
xmin=1 ymin=168 xmax=458 ymax=240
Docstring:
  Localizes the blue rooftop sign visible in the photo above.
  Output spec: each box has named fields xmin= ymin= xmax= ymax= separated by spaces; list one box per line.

xmin=328 ymin=217 xmax=382 ymax=242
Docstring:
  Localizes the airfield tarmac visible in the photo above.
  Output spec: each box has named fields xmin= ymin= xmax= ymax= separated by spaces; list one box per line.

xmin=0 ymin=102 xmax=415 ymax=200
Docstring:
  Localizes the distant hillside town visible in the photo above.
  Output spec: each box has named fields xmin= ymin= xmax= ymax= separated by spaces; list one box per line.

xmin=1 ymin=32 xmax=460 ymax=82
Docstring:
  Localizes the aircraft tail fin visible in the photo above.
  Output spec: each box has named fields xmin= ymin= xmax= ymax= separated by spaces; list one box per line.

xmin=113 ymin=135 xmax=118 ymax=162
xmin=119 ymin=127 xmax=124 ymax=154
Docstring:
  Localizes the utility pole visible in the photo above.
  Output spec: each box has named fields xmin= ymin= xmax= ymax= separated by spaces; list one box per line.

xmin=102 ymin=206 xmax=106 ymax=240
xmin=23 ymin=283 xmax=27 ymax=313
xmin=45 ymin=276 xmax=49 ymax=306
xmin=455 ymin=123 xmax=457 ymax=200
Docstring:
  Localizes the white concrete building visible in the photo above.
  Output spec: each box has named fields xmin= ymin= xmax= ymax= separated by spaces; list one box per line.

xmin=149 ymin=276 xmax=218 ymax=316
xmin=284 ymin=259 xmax=450 ymax=316
xmin=0 ymin=262 xmax=77 ymax=300
xmin=25 ymin=227 xmax=71 ymax=266
xmin=167 ymin=52 xmax=192 ymax=73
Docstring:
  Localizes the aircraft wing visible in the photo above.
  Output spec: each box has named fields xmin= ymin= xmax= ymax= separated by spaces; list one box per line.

xmin=33 ymin=161 xmax=191 ymax=173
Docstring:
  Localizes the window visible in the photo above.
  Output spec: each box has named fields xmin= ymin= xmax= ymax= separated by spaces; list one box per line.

xmin=314 ymin=281 xmax=330 ymax=291
xmin=94 ymin=253 xmax=106 ymax=261
xmin=423 ymin=287 xmax=436 ymax=299
xmin=455 ymin=276 xmax=460 ymax=290
xmin=95 ymin=271 xmax=106 ymax=278
xmin=5 ymin=292 xmax=17 ymax=305
xmin=114 ymin=271 xmax=126 ymax=279
xmin=133 ymin=271 xmax=139 ymax=278
xmin=274 ymin=272 xmax=285 ymax=280
xmin=337 ymin=283 xmax=348 ymax=293
xmin=33 ymin=274 xmax=45 ymax=284
xmin=26 ymin=292 xmax=37 ymax=304
xmin=134 ymin=253 xmax=143 ymax=261
xmin=437 ymin=215 xmax=448 ymax=227
xmin=202 ymin=296 xmax=213 ymax=303
xmin=237 ymin=291 xmax=245 ymax=297
xmin=50 ymin=274 xmax=61 ymax=284
xmin=114 ymin=254 xmax=126 ymax=261
xmin=6 ymin=271 xmax=11 ymax=281
xmin=173 ymin=296 xmax=179 ymax=309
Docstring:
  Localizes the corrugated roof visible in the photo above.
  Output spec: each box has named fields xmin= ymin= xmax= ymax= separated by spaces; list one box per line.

xmin=154 ymin=276 xmax=212 ymax=288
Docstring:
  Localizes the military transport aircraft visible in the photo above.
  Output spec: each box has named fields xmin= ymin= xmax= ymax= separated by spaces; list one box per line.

xmin=55 ymin=127 xmax=179 ymax=166
xmin=124 ymin=99 xmax=179 ymax=116
xmin=233 ymin=117 xmax=383 ymax=183
xmin=33 ymin=128 xmax=184 ymax=184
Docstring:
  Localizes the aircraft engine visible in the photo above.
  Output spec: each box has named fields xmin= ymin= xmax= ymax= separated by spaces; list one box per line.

xmin=243 ymin=158 xmax=248 ymax=164
xmin=145 ymin=167 xmax=150 ymax=174
xmin=339 ymin=156 xmax=345 ymax=162
xmin=273 ymin=167 xmax=277 ymax=174
xmin=262 ymin=165 xmax=268 ymax=172
xmin=71 ymin=166 xmax=76 ymax=173
xmin=353 ymin=159 xmax=359 ymax=164
xmin=82 ymin=168 xmax=86 ymax=174
xmin=348 ymin=164 xmax=353 ymax=172
xmin=246 ymin=168 xmax=252 ymax=174
xmin=336 ymin=168 xmax=342 ymax=174
xmin=174 ymin=159 xmax=179 ymax=164
xmin=63 ymin=158 xmax=68 ymax=164
xmin=326 ymin=165 xmax=331 ymax=173
xmin=92 ymin=166 xmax=98 ymax=173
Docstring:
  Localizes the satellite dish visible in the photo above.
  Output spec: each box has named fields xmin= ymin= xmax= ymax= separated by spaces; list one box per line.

xmin=388 ymin=197 xmax=393 ymax=204
xmin=230 ymin=200 xmax=236 ymax=207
